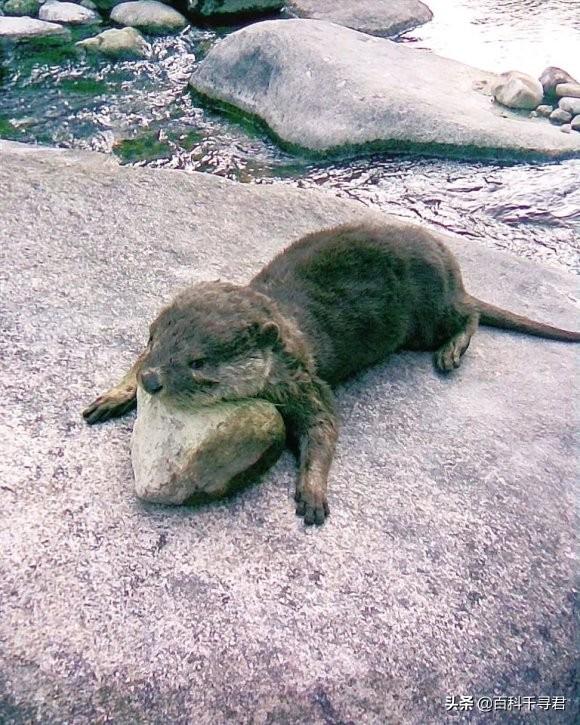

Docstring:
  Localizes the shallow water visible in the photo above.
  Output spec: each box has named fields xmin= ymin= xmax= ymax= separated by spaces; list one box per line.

xmin=1 ymin=2 xmax=579 ymax=271
xmin=404 ymin=0 xmax=580 ymax=77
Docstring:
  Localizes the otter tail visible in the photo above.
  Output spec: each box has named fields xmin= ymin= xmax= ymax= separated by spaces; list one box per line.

xmin=466 ymin=295 xmax=580 ymax=342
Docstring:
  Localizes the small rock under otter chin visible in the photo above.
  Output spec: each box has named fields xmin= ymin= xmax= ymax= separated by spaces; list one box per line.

xmin=131 ymin=388 xmax=285 ymax=505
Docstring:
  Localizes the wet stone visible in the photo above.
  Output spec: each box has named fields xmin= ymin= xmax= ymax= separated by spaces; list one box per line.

xmin=3 ymin=0 xmax=41 ymax=17
xmin=39 ymin=0 xmax=101 ymax=24
xmin=555 ymin=82 xmax=580 ymax=99
xmin=0 ymin=14 xmax=71 ymax=38
xmin=549 ymin=108 xmax=572 ymax=125
xmin=558 ymin=97 xmax=580 ymax=116
xmin=110 ymin=0 xmax=188 ymax=35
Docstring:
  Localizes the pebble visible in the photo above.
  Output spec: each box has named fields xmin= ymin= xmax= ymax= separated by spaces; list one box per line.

xmin=555 ymin=82 xmax=580 ymax=99
xmin=549 ymin=108 xmax=572 ymax=125
xmin=558 ymin=97 xmax=580 ymax=116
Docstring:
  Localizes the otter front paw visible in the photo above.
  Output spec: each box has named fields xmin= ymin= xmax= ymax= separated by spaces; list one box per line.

xmin=294 ymin=482 xmax=330 ymax=526
xmin=434 ymin=343 xmax=462 ymax=372
xmin=82 ymin=388 xmax=136 ymax=424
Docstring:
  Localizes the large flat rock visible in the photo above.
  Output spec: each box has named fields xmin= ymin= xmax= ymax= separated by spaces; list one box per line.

xmin=189 ymin=19 xmax=580 ymax=159
xmin=286 ymin=0 xmax=433 ymax=38
xmin=1 ymin=141 xmax=578 ymax=722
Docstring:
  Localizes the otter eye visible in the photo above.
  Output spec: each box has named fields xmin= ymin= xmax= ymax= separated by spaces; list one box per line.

xmin=189 ymin=358 xmax=206 ymax=370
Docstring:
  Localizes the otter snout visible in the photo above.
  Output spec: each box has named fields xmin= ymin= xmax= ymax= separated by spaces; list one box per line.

xmin=139 ymin=369 xmax=163 ymax=394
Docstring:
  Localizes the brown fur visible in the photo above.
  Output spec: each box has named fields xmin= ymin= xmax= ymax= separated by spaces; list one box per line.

xmin=83 ymin=221 xmax=580 ymax=525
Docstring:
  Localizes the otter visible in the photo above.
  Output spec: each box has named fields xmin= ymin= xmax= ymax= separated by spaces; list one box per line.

xmin=83 ymin=222 xmax=580 ymax=525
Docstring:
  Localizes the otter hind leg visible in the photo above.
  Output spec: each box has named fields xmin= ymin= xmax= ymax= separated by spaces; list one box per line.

xmin=82 ymin=352 xmax=145 ymax=424
xmin=435 ymin=312 xmax=479 ymax=372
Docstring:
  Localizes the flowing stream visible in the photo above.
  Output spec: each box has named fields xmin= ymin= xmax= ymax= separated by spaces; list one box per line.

xmin=1 ymin=0 xmax=579 ymax=271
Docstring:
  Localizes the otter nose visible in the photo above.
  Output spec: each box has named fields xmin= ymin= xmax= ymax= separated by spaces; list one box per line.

xmin=140 ymin=369 xmax=163 ymax=394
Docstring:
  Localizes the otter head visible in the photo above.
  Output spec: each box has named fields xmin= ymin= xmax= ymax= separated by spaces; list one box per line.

xmin=137 ymin=282 xmax=283 ymax=408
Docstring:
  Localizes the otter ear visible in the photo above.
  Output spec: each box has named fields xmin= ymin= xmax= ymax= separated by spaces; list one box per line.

xmin=258 ymin=320 xmax=280 ymax=347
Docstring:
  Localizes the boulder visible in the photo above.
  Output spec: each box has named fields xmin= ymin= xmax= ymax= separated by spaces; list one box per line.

xmin=0 ymin=140 xmax=578 ymax=721
xmin=572 ymin=115 xmax=580 ymax=131
xmin=189 ymin=19 xmax=580 ymax=159
xmin=39 ymin=0 xmax=101 ymax=24
xmin=0 ymin=14 xmax=70 ymax=38
xmin=549 ymin=108 xmax=572 ymax=125
xmin=555 ymin=82 xmax=580 ymax=99
xmin=493 ymin=70 xmax=543 ymax=110
xmin=75 ymin=25 xmax=149 ymax=58
xmin=3 ymin=0 xmax=40 ymax=16
xmin=132 ymin=389 xmax=285 ymax=504
xmin=187 ymin=0 xmax=283 ymax=19
xmin=539 ymin=66 xmax=577 ymax=99
xmin=286 ymin=0 xmax=433 ymax=38
xmin=111 ymin=0 xmax=187 ymax=34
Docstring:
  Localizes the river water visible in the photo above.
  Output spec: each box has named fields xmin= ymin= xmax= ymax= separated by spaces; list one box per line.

xmin=1 ymin=1 xmax=579 ymax=271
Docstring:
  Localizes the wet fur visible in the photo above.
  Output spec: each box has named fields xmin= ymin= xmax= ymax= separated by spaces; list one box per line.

xmin=83 ymin=221 xmax=580 ymax=525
